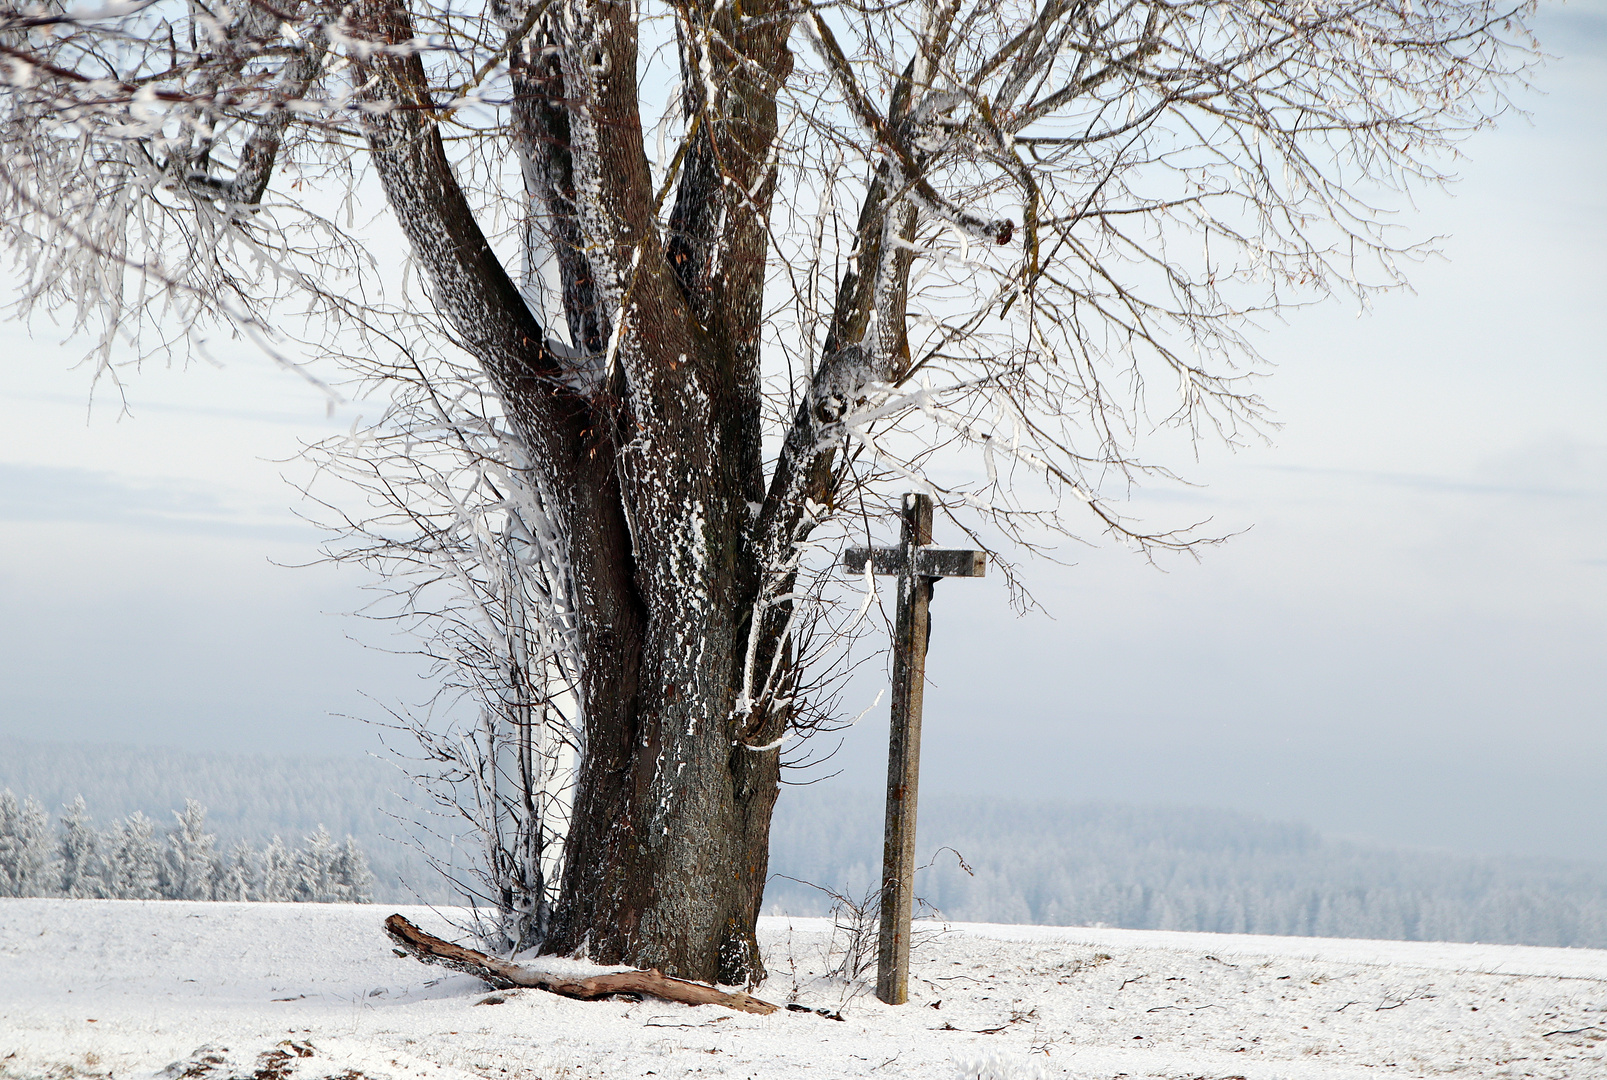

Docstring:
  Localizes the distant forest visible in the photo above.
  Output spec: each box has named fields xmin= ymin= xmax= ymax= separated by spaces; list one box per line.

xmin=3 ymin=738 xmax=1604 ymax=948
xmin=0 ymin=792 xmax=374 ymax=903
xmin=768 ymin=789 xmax=1607 ymax=949
xmin=0 ymin=738 xmax=457 ymax=903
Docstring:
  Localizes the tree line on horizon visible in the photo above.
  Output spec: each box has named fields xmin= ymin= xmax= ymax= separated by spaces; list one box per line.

xmin=0 ymin=739 xmax=450 ymax=904
xmin=766 ymin=792 xmax=1607 ymax=951
xmin=7 ymin=740 xmax=1606 ymax=951
xmin=0 ymin=790 xmax=374 ymax=904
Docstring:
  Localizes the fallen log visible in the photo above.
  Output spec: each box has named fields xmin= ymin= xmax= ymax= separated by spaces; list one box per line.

xmin=383 ymin=914 xmax=778 ymax=1016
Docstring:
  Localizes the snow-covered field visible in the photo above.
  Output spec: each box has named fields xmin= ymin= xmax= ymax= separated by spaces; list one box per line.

xmin=3 ymin=900 xmax=1604 ymax=1080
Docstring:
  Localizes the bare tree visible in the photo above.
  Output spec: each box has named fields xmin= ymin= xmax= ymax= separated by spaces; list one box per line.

xmin=0 ymin=0 xmax=1532 ymax=982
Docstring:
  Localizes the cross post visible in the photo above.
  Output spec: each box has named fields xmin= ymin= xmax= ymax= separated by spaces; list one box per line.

xmin=843 ymin=493 xmax=986 ymax=1004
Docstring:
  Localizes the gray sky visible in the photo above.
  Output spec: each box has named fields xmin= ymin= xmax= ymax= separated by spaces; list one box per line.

xmin=2 ymin=3 xmax=1603 ymax=861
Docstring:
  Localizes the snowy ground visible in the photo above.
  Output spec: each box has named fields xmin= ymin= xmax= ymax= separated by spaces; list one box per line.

xmin=2 ymin=900 xmax=1604 ymax=1080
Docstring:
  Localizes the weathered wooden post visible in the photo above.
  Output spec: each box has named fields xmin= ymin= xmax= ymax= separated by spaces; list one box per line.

xmin=844 ymin=493 xmax=986 ymax=1004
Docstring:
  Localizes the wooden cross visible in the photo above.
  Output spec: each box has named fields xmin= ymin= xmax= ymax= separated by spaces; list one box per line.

xmin=843 ymin=493 xmax=986 ymax=1005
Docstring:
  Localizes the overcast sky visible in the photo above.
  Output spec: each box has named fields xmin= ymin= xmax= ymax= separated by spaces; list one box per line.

xmin=2 ymin=3 xmax=1602 ymax=863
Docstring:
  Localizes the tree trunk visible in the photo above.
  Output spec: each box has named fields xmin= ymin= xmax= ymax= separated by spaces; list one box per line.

xmin=348 ymin=0 xmax=852 ymax=987
xmin=539 ymin=443 xmax=780 ymax=983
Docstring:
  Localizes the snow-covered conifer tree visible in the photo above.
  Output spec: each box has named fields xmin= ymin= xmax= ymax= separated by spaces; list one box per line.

xmin=259 ymin=837 xmax=294 ymax=902
xmin=164 ymin=800 xmax=218 ymax=901
xmin=294 ymin=826 xmax=340 ymax=903
xmin=57 ymin=796 xmax=105 ymax=899
xmin=106 ymin=813 xmax=162 ymax=900
xmin=0 ymin=790 xmax=55 ymax=898
xmin=333 ymin=837 xmax=376 ymax=904
xmin=216 ymin=840 xmax=258 ymax=902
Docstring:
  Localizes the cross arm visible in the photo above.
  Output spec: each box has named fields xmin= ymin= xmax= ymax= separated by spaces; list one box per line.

xmin=843 ymin=546 xmax=987 ymax=578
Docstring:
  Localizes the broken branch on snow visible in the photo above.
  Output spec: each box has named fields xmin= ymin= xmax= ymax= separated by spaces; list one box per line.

xmin=383 ymin=915 xmax=778 ymax=1016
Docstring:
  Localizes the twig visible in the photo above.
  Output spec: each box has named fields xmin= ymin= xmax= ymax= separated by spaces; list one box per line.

xmin=785 ymin=1003 xmax=846 ymax=1021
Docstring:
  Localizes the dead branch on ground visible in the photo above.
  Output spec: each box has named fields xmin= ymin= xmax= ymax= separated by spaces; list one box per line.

xmin=384 ymin=914 xmax=778 ymax=1016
